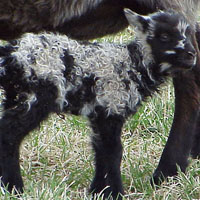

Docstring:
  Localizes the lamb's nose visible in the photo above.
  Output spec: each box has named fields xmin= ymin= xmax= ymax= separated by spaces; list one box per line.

xmin=187 ymin=51 xmax=196 ymax=60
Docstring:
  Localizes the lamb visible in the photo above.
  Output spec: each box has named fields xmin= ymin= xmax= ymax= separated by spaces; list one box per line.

xmin=0 ymin=9 xmax=197 ymax=200
xmin=1 ymin=0 xmax=200 ymax=187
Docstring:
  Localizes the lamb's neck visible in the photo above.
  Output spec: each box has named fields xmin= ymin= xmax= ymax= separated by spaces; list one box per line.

xmin=127 ymin=41 xmax=166 ymax=99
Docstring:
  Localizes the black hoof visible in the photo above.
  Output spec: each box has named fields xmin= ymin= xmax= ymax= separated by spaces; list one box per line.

xmin=150 ymin=171 xmax=165 ymax=189
xmin=1 ymin=179 xmax=24 ymax=194
xmin=90 ymin=186 xmax=123 ymax=200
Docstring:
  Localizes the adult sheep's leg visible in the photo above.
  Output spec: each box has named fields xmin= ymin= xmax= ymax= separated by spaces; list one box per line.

xmin=152 ymin=61 xmax=200 ymax=185
xmin=191 ymin=116 xmax=200 ymax=158
xmin=190 ymin=25 xmax=200 ymax=158
xmin=151 ymin=29 xmax=200 ymax=185
xmin=0 ymin=90 xmax=56 ymax=193
xmin=89 ymin=107 xmax=125 ymax=200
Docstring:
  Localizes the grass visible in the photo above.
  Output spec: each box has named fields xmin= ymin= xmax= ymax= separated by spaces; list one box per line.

xmin=1 ymin=29 xmax=200 ymax=200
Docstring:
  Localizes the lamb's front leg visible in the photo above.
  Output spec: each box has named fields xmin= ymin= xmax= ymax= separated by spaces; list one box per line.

xmin=89 ymin=109 xmax=125 ymax=200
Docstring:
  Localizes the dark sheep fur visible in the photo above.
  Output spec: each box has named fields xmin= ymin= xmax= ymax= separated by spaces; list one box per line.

xmin=0 ymin=9 xmax=197 ymax=199
xmin=0 ymin=0 xmax=199 ymax=41
xmin=0 ymin=0 xmax=151 ymax=40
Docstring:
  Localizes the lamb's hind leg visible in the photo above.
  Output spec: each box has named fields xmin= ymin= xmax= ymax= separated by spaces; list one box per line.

xmin=89 ymin=107 xmax=125 ymax=200
xmin=0 ymin=93 xmax=53 ymax=193
xmin=0 ymin=88 xmax=18 ymax=184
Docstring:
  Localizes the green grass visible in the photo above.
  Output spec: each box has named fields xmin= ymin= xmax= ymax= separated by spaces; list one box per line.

xmin=1 ymin=29 xmax=200 ymax=200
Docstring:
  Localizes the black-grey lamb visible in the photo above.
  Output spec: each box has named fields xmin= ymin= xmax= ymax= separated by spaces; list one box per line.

xmin=0 ymin=9 xmax=197 ymax=200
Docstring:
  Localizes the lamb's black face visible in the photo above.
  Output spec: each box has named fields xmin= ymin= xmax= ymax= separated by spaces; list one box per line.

xmin=124 ymin=9 xmax=197 ymax=73
xmin=148 ymin=12 xmax=196 ymax=72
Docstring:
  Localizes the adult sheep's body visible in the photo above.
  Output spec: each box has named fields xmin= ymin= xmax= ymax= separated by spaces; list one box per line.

xmin=0 ymin=0 xmax=199 ymax=40
xmin=0 ymin=0 xmax=151 ymax=40
xmin=0 ymin=0 xmax=200 ymax=193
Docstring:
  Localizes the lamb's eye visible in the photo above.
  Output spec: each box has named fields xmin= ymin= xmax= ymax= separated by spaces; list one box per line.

xmin=186 ymin=27 xmax=192 ymax=35
xmin=160 ymin=34 xmax=170 ymax=42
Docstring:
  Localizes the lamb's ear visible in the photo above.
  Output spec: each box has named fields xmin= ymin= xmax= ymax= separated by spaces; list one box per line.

xmin=124 ymin=8 xmax=151 ymax=32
